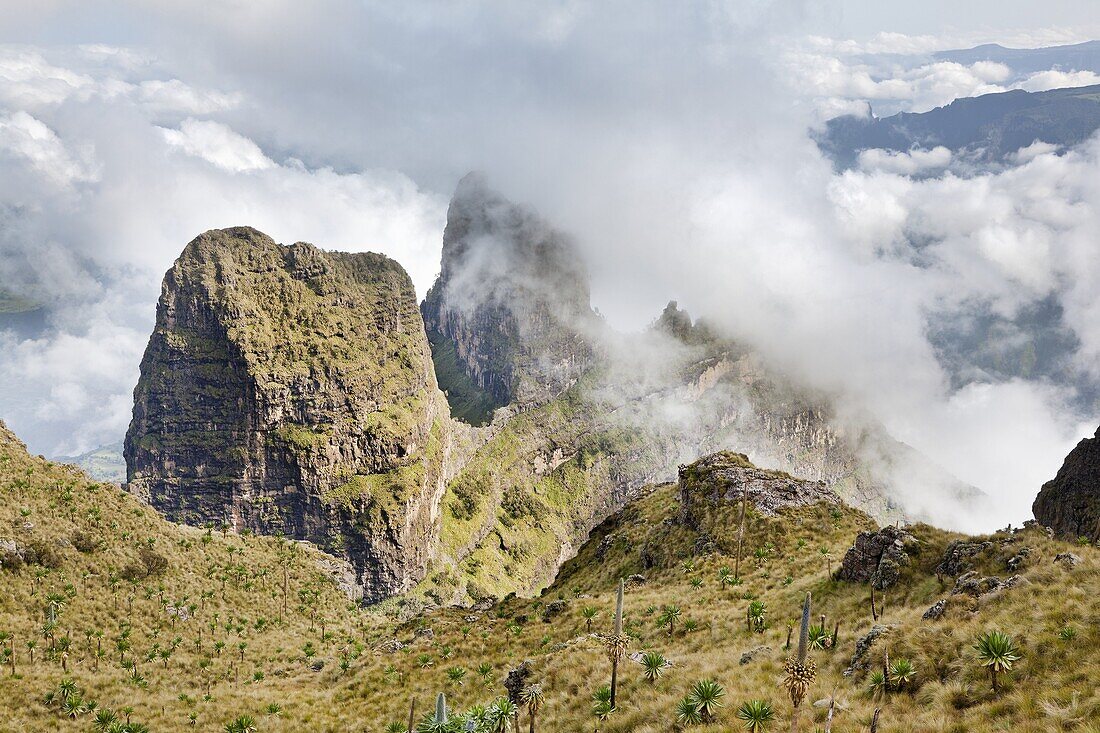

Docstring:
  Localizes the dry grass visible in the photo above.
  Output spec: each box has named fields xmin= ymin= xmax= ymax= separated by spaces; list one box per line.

xmin=1 ymin=430 xmax=1097 ymax=732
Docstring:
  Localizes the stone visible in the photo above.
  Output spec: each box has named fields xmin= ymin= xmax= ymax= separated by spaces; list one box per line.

xmin=677 ymin=451 xmax=840 ymax=529
xmin=922 ymin=599 xmax=947 ymax=621
xmin=846 ymin=625 xmax=892 ymax=676
xmin=504 ymin=661 xmax=532 ymax=704
xmin=595 ymin=534 xmax=617 ymax=561
xmin=1033 ymin=425 xmax=1100 ymax=542
xmin=950 ymin=572 xmax=1026 ymax=598
xmin=1055 ymin=552 xmax=1082 ymax=569
xmin=950 ymin=572 xmax=1001 ymax=597
xmin=541 ymin=599 xmax=568 ymax=622
xmin=414 ymin=627 xmax=434 ymax=641
xmin=836 ymin=525 xmax=917 ymax=590
xmin=625 ymin=574 xmax=647 ymax=588
xmin=1006 ymin=547 xmax=1032 ymax=572
xmin=375 ymin=639 xmax=404 ymax=653
xmin=936 ymin=540 xmax=993 ymax=577
xmin=124 ymin=227 xmax=451 ymax=604
xmin=739 ymin=645 xmax=771 ymax=665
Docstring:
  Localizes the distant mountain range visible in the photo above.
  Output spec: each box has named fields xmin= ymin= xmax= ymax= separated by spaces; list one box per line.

xmin=818 ymin=84 xmax=1100 ymax=168
xmin=933 ymin=40 xmax=1100 ymax=75
xmin=56 ymin=442 xmax=126 ymax=483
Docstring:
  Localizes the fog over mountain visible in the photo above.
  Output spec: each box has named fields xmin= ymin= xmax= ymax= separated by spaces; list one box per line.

xmin=1 ymin=2 xmax=1099 ymax=530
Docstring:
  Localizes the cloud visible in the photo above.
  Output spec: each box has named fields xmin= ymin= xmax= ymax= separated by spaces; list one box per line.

xmin=858 ymin=146 xmax=952 ymax=175
xmin=1017 ymin=68 xmax=1100 ymax=92
xmin=0 ymin=48 xmax=94 ymax=108
xmin=0 ymin=110 xmax=99 ymax=186
xmin=0 ymin=7 xmax=1097 ymax=532
xmin=162 ymin=118 xmax=275 ymax=172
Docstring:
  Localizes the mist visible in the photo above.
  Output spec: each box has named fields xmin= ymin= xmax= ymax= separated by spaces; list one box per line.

xmin=0 ymin=2 xmax=1098 ymax=529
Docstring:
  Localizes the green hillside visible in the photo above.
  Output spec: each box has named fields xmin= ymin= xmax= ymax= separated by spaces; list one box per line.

xmin=2 ymin=420 xmax=1097 ymax=732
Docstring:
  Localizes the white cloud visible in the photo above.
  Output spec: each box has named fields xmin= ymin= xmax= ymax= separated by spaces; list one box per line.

xmin=0 ymin=48 xmax=94 ymax=108
xmin=162 ymin=118 xmax=275 ymax=172
xmin=137 ymin=80 xmax=242 ymax=114
xmin=858 ymin=146 xmax=952 ymax=175
xmin=0 ymin=111 xmax=99 ymax=186
xmin=1010 ymin=140 xmax=1060 ymax=164
xmin=1017 ymin=68 xmax=1100 ymax=92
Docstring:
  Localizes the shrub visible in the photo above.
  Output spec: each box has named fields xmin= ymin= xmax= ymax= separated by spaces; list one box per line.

xmin=122 ymin=546 xmax=169 ymax=581
xmin=71 ymin=531 xmax=98 ymax=554
xmin=25 ymin=540 xmax=63 ymax=568
xmin=0 ymin=545 xmax=24 ymax=572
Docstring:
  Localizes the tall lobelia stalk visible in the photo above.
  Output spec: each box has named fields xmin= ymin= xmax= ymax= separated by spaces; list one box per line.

xmin=734 ymin=484 xmax=748 ymax=580
xmin=434 ymin=692 xmax=448 ymax=725
xmin=605 ymin=578 xmax=628 ymax=710
xmin=784 ymin=593 xmax=817 ymax=733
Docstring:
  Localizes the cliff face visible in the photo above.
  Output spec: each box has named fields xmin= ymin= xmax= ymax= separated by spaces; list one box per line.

xmin=125 ymin=227 xmax=450 ymax=602
xmin=417 ymin=298 xmax=966 ymax=605
xmin=1033 ymin=426 xmax=1100 ymax=541
xmin=421 ymin=173 xmax=599 ymax=421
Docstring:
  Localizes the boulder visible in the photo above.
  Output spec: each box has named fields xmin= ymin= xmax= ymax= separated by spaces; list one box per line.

xmin=504 ymin=661 xmax=533 ymax=704
xmin=677 ymin=451 xmax=840 ymax=529
xmin=541 ymin=599 xmax=568 ymax=622
xmin=1055 ymin=552 xmax=1082 ymax=569
xmin=936 ymin=540 xmax=992 ymax=577
xmin=836 ymin=525 xmax=917 ymax=589
xmin=845 ymin=624 xmax=892 ymax=676
xmin=739 ymin=645 xmax=771 ymax=665
xmin=922 ymin=599 xmax=947 ymax=621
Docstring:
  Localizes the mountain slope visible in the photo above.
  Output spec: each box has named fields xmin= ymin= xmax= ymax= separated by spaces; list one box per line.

xmin=5 ymin=426 xmax=1093 ymax=731
xmin=0 ymin=419 xmax=364 ymax=731
xmin=934 ymin=40 xmax=1100 ymax=76
xmin=819 ymin=84 xmax=1100 ymax=167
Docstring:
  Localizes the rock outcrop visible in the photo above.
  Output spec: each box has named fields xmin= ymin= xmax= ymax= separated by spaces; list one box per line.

xmin=836 ymin=525 xmax=917 ymax=589
xmin=421 ymin=173 xmax=599 ymax=421
xmin=936 ymin=539 xmax=993 ymax=577
xmin=1033 ymin=425 xmax=1100 ymax=541
xmin=678 ymin=451 xmax=840 ymax=529
xmin=125 ymin=227 xmax=450 ymax=603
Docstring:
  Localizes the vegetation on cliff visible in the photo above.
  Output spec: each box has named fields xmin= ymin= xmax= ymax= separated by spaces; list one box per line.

xmin=125 ymin=227 xmax=449 ymax=602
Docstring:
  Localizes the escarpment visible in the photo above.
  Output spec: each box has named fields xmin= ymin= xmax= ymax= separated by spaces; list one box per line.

xmin=421 ymin=173 xmax=600 ymax=423
xmin=125 ymin=227 xmax=450 ymax=603
xmin=125 ymin=178 xmax=981 ymax=609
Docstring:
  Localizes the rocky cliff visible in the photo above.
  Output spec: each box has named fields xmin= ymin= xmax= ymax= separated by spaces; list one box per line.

xmin=421 ymin=173 xmax=599 ymax=422
xmin=125 ymin=227 xmax=451 ymax=602
xmin=1033 ymin=425 xmax=1100 ymax=541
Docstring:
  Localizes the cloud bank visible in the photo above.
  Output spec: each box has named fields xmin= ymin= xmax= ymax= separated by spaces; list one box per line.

xmin=0 ymin=3 xmax=1098 ymax=530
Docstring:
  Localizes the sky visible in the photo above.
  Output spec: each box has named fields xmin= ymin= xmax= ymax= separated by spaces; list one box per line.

xmin=0 ymin=1 xmax=1099 ymax=529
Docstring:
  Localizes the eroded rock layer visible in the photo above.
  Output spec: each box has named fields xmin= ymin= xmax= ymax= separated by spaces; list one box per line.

xmin=125 ymin=227 xmax=450 ymax=602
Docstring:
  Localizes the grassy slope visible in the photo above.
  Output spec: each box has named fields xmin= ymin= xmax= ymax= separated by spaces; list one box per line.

xmin=0 ymin=425 xmax=380 ymax=731
xmin=3 ymin=420 xmax=1098 ymax=732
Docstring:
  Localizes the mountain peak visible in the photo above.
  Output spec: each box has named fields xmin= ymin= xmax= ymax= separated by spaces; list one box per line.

xmin=422 ymin=175 xmax=598 ymax=416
